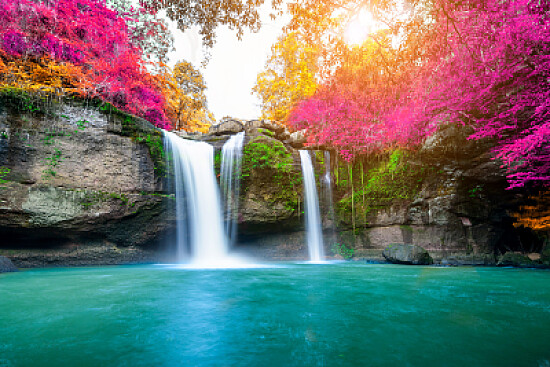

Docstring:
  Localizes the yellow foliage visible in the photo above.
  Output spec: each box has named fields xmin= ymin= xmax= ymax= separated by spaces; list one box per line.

xmin=156 ymin=60 xmax=212 ymax=132
xmin=253 ymin=32 xmax=319 ymax=124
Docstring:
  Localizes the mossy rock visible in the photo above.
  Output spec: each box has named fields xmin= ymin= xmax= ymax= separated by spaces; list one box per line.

xmin=382 ymin=243 xmax=433 ymax=265
xmin=497 ymin=252 xmax=535 ymax=267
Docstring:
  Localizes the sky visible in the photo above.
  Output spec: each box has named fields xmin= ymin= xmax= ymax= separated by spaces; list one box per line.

xmin=167 ymin=6 xmax=291 ymax=122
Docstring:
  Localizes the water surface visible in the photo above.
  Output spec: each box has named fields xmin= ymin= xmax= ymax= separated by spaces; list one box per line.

xmin=1 ymin=263 xmax=549 ymax=366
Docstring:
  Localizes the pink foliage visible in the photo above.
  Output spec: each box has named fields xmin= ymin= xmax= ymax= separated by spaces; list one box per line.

xmin=290 ymin=0 xmax=550 ymax=188
xmin=419 ymin=0 xmax=550 ymax=188
xmin=0 ymin=0 xmax=171 ymax=129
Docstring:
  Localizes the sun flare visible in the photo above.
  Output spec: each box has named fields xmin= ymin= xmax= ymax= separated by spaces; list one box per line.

xmin=343 ymin=9 xmax=384 ymax=46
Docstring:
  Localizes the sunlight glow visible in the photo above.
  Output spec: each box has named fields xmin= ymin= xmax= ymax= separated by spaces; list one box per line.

xmin=343 ymin=9 xmax=383 ymax=46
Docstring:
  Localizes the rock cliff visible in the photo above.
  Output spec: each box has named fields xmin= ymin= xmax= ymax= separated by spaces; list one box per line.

xmin=0 ymin=99 xmax=544 ymax=266
xmin=0 ymin=95 xmax=170 ymax=266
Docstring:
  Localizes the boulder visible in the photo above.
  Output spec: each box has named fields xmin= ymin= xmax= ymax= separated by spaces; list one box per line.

xmin=285 ymin=130 xmax=307 ymax=148
xmin=244 ymin=120 xmax=262 ymax=134
xmin=208 ymin=119 xmax=244 ymax=135
xmin=497 ymin=252 xmax=535 ymax=267
xmin=527 ymin=253 xmax=541 ymax=261
xmin=382 ymin=243 xmax=433 ymax=265
xmin=0 ymin=256 xmax=17 ymax=272
xmin=276 ymin=129 xmax=291 ymax=141
xmin=261 ymin=120 xmax=285 ymax=134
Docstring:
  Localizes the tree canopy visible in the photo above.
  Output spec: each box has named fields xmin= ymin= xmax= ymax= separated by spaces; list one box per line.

xmin=253 ymin=32 xmax=319 ymax=122
xmin=0 ymin=0 xmax=275 ymax=130
xmin=256 ymin=0 xmax=550 ymax=191
xmin=143 ymin=0 xmax=284 ymax=48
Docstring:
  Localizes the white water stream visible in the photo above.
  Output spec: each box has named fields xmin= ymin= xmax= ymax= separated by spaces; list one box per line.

xmin=164 ymin=131 xmax=229 ymax=265
xmin=220 ymin=132 xmax=245 ymax=245
xmin=299 ymin=150 xmax=325 ymax=262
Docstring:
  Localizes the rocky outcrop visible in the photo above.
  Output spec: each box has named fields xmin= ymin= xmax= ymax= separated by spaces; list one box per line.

xmin=285 ymin=130 xmax=306 ymax=148
xmin=208 ymin=118 xmax=244 ymax=135
xmin=0 ymin=97 xmax=172 ymax=266
xmin=3 ymin=243 xmax=161 ymax=268
xmin=238 ymin=132 xmax=303 ymax=236
xmin=325 ymin=123 xmax=547 ymax=265
xmin=382 ymin=243 xmax=433 ymax=265
xmin=0 ymin=255 xmax=17 ymax=272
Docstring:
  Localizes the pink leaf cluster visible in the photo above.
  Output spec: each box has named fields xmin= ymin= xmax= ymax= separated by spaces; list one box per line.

xmin=0 ymin=0 xmax=170 ymax=129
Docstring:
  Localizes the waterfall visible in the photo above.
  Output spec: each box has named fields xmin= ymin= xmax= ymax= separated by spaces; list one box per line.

xmin=220 ymin=132 xmax=245 ymax=246
xmin=299 ymin=150 xmax=325 ymax=262
xmin=164 ymin=131 xmax=228 ymax=264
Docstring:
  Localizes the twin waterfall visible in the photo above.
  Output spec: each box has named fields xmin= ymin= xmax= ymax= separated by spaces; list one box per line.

xmin=163 ymin=131 xmax=228 ymax=264
xmin=163 ymin=131 xmax=328 ymax=265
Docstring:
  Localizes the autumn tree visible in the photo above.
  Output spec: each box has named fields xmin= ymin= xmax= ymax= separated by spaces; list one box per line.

xmin=1 ymin=0 xmax=286 ymax=129
xmin=253 ymin=32 xmax=319 ymax=123
xmin=159 ymin=61 xmax=213 ymax=132
xmin=142 ymin=0 xmax=284 ymax=48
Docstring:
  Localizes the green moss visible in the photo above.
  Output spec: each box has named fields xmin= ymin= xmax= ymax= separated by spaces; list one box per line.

xmin=257 ymin=128 xmax=275 ymax=138
xmin=336 ymin=150 xmax=426 ymax=225
xmin=0 ymin=166 xmax=10 ymax=185
xmin=0 ymin=87 xmax=53 ymax=115
xmin=214 ymin=150 xmax=222 ymax=176
xmin=331 ymin=243 xmax=355 ymax=259
xmin=400 ymin=225 xmax=413 ymax=232
xmin=79 ymin=190 xmax=134 ymax=208
xmin=242 ymin=136 xmax=295 ymax=177
xmin=242 ymin=136 xmax=302 ymax=210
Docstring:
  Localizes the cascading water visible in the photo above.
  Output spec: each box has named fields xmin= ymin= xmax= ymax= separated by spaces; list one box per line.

xmin=164 ymin=131 xmax=229 ymax=265
xmin=220 ymin=132 xmax=245 ymax=245
xmin=299 ymin=150 xmax=325 ymax=262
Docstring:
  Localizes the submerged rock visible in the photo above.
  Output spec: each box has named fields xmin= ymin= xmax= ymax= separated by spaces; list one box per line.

xmin=382 ymin=243 xmax=433 ymax=265
xmin=0 ymin=256 xmax=17 ymax=272
xmin=497 ymin=252 xmax=535 ymax=267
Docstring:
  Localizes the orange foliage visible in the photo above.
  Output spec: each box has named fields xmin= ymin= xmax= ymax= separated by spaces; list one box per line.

xmin=0 ymin=57 xmax=88 ymax=97
xmin=513 ymin=192 xmax=550 ymax=231
xmin=156 ymin=61 xmax=213 ymax=133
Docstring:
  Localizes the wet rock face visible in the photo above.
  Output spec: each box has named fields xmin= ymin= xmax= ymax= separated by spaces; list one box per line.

xmin=0 ymin=256 xmax=17 ymax=272
xmin=382 ymin=243 xmax=433 ymax=265
xmin=329 ymin=123 xmax=542 ymax=264
xmin=0 ymin=99 xmax=171 ymax=253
